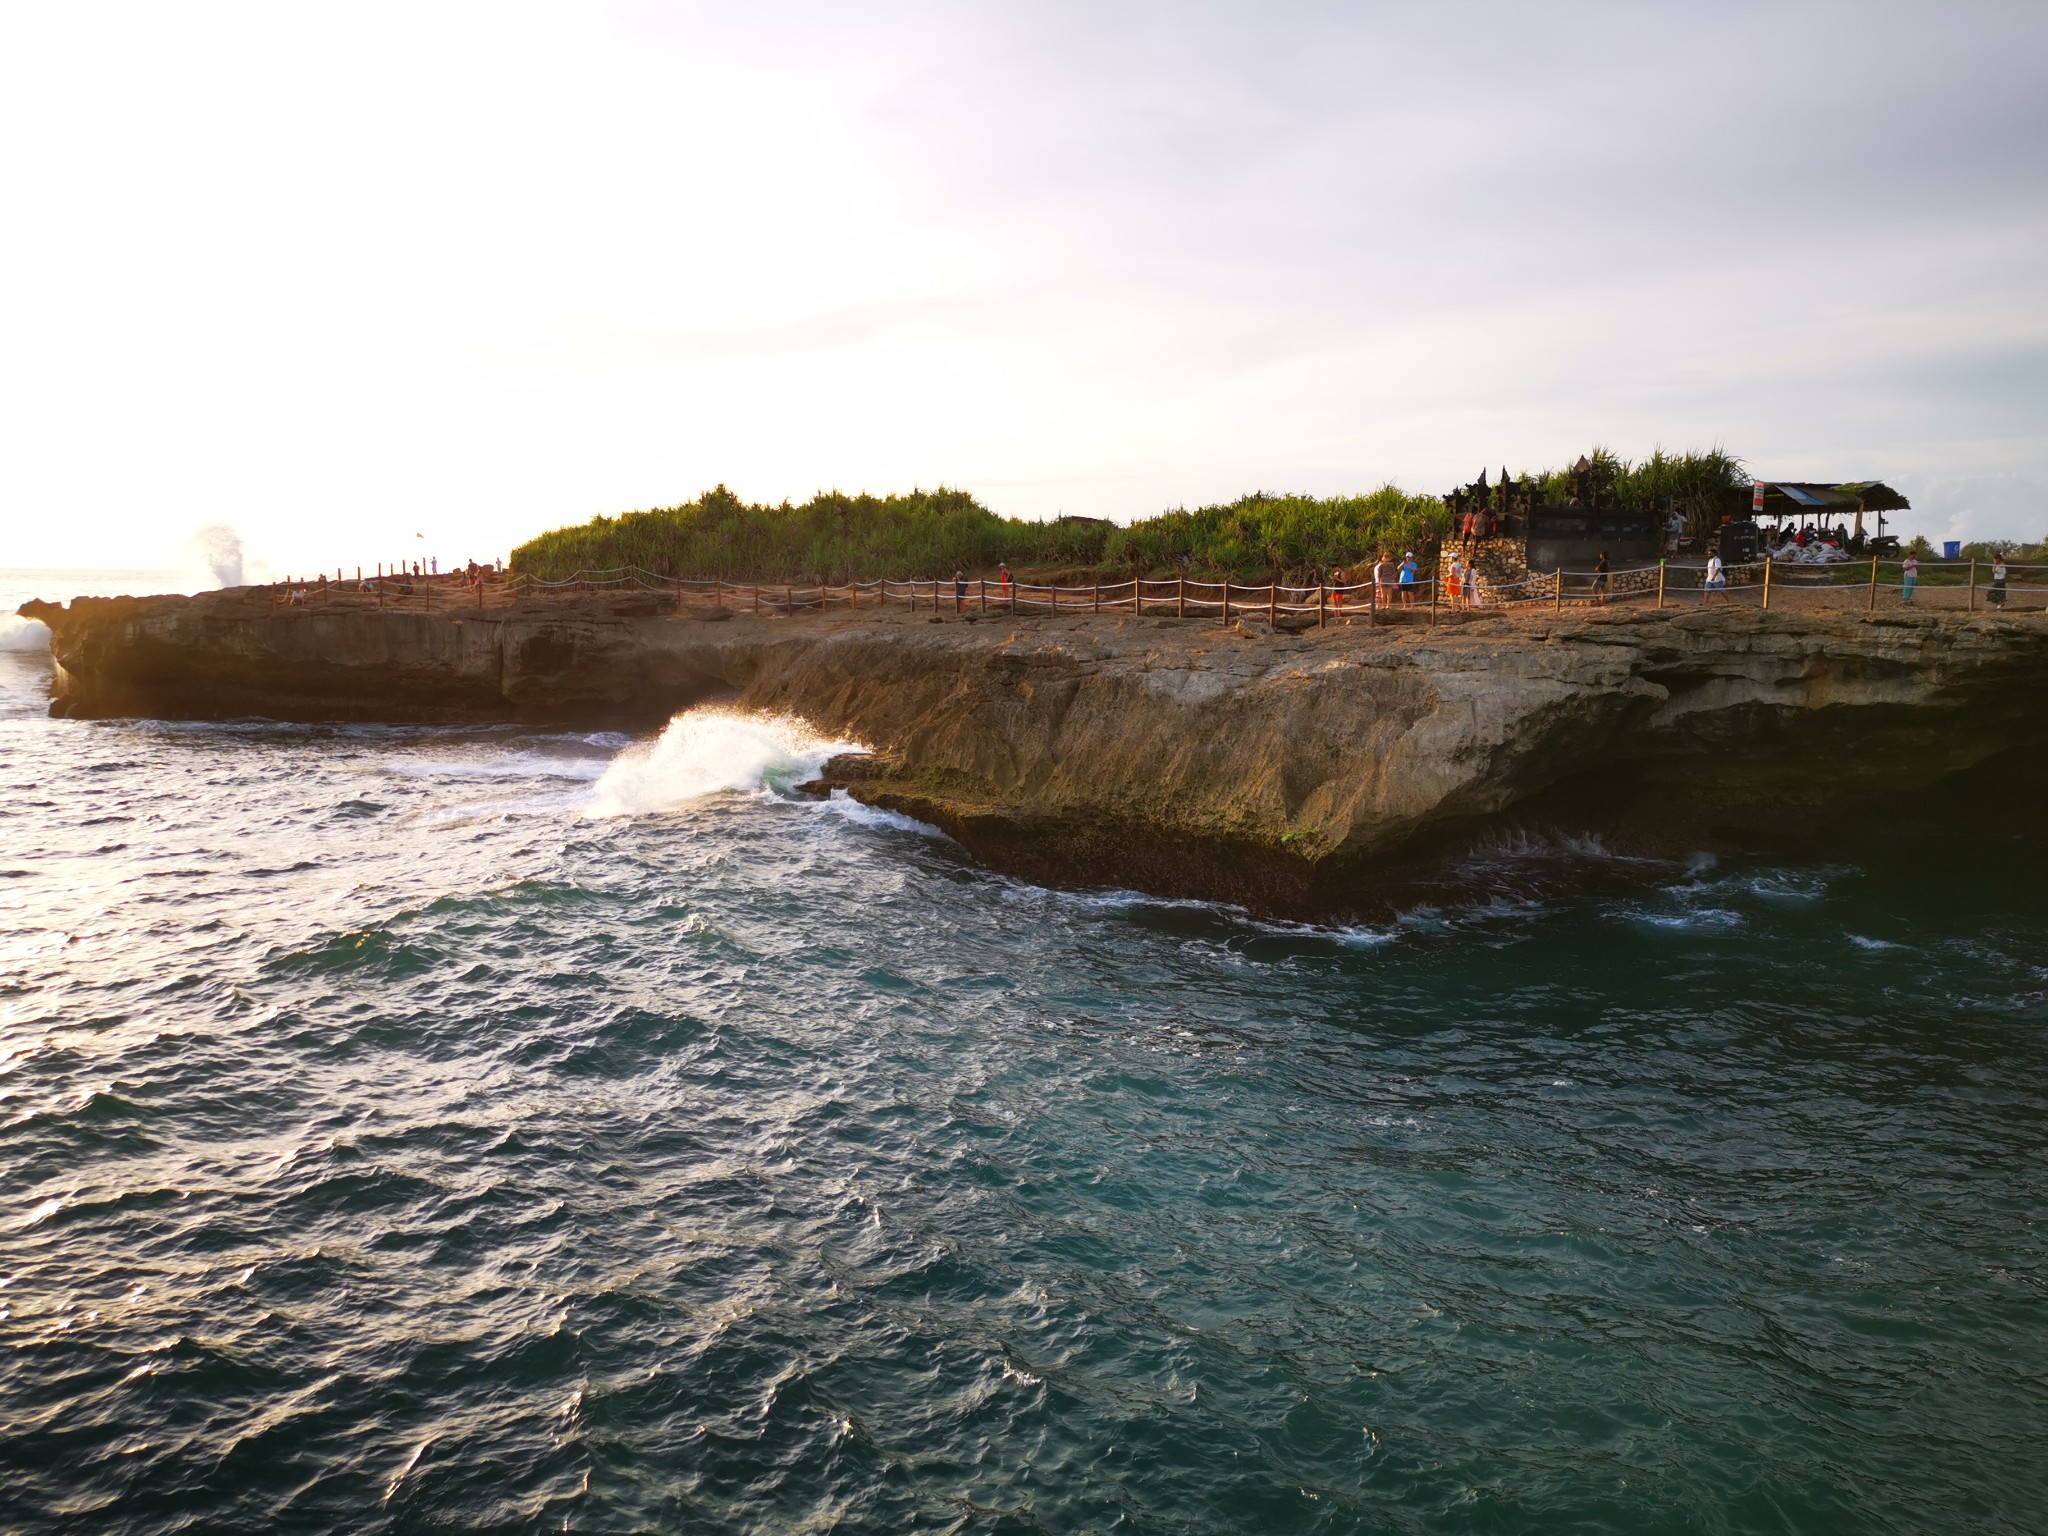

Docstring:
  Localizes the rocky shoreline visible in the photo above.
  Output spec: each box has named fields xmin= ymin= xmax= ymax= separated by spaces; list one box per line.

xmin=23 ymin=588 xmax=2048 ymax=915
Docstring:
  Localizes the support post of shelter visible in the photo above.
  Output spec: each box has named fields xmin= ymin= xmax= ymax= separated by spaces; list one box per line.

xmin=1868 ymin=558 xmax=1879 ymax=613
xmin=1762 ymin=557 xmax=1773 ymax=611
xmin=1657 ymin=559 xmax=1666 ymax=610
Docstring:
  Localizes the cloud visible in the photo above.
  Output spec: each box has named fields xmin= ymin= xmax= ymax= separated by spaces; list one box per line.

xmin=1916 ymin=474 xmax=2048 ymax=545
xmin=0 ymin=1 xmax=2043 ymax=564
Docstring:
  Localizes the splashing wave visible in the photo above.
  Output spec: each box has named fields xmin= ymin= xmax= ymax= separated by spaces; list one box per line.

xmin=587 ymin=708 xmax=862 ymax=816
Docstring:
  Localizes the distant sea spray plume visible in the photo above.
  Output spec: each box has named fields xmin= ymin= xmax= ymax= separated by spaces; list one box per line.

xmin=184 ymin=523 xmax=245 ymax=591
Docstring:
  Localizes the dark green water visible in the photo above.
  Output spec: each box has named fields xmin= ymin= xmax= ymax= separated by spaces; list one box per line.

xmin=2 ymin=584 xmax=2043 ymax=1533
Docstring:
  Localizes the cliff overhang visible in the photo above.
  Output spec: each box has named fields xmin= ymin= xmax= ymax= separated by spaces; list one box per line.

xmin=23 ymin=591 xmax=2048 ymax=917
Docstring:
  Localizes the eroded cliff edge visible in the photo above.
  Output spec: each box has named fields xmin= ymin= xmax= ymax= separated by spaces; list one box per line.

xmin=24 ymin=590 xmax=2048 ymax=915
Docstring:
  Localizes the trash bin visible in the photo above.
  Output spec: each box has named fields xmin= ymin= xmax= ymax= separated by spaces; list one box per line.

xmin=1943 ymin=541 xmax=1961 ymax=559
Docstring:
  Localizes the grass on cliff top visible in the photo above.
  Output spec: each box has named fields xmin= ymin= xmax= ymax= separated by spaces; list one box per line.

xmin=507 ymin=447 xmax=1755 ymax=584
xmin=509 ymin=484 xmax=1450 ymax=584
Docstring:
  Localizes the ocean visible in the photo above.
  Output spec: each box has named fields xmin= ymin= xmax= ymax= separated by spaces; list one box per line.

xmin=2 ymin=570 xmax=2043 ymax=1533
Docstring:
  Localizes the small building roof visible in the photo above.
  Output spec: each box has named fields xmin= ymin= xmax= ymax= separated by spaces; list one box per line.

xmin=1757 ymin=480 xmax=1911 ymax=515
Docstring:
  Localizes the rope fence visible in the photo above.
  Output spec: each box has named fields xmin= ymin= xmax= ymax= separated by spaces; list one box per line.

xmin=265 ymin=557 xmax=2048 ymax=623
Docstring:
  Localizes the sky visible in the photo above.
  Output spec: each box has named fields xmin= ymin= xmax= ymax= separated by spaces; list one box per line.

xmin=1 ymin=0 xmax=2043 ymax=576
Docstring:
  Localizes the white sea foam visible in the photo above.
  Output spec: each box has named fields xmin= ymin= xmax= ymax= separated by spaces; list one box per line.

xmin=0 ymin=615 xmax=51 ymax=653
xmin=587 ymin=708 xmax=862 ymax=817
xmin=819 ymin=789 xmax=950 ymax=838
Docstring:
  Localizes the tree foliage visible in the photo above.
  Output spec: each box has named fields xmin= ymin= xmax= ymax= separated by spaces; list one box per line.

xmin=510 ymin=484 xmax=1450 ymax=583
xmin=508 ymin=448 xmax=1758 ymax=583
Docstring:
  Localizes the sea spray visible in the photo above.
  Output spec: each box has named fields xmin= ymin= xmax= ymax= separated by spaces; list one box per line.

xmin=184 ymin=524 xmax=246 ymax=591
xmin=0 ymin=615 xmax=51 ymax=653
xmin=588 ymin=708 xmax=862 ymax=816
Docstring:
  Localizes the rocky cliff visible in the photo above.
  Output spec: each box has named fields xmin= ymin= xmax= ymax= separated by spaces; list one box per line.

xmin=24 ymin=589 xmax=2048 ymax=914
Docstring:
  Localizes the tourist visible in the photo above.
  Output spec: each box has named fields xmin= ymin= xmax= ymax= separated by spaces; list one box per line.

xmin=1704 ymin=552 xmax=1727 ymax=603
xmin=1990 ymin=556 xmax=2008 ymax=610
xmin=1398 ymin=552 xmax=1418 ymax=606
xmin=1592 ymin=552 xmax=1609 ymax=605
xmin=1446 ymin=553 xmax=1463 ymax=609
xmin=1330 ymin=568 xmax=1346 ymax=620
xmin=1902 ymin=554 xmax=1919 ymax=603
xmin=1373 ymin=551 xmax=1395 ymax=610
xmin=954 ymin=569 xmax=967 ymax=614
xmin=1464 ymin=560 xmax=1479 ymax=607
xmin=998 ymin=563 xmax=1013 ymax=605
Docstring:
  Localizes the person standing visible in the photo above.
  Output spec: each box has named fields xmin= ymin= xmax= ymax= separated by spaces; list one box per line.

xmin=1446 ymin=553 xmax=1464 ymax=609
xmin=1592 ymin=551 xmax=1610 ymax=605
xmin=1902 ymin=554 xmax=1919 ymax=604
xmin=1398 ymin=552 xmax=1418 ymax=606
xmin=1373 ymin=551 xmax=1396 ymax=610
xmin=1704 ymin=552 xmax=1726 ymax=604
xmin=1990 ymin=556 xmax=2008 ymax=610
xmin=954 ymin=569 xmax=967 ymax=614
xmin=1464 ymin=560 xmax=1480 ymax=607
xmin=1330 ymin=567 xmax=1347 ymax=620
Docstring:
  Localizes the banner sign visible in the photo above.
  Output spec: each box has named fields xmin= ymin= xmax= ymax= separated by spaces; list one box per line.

xmin=1752 ymin=481 xmax=1766 ymax=513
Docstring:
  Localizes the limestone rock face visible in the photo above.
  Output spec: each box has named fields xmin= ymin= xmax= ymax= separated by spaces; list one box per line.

xmin=24 ymin=591 xmax=2048 ymax=913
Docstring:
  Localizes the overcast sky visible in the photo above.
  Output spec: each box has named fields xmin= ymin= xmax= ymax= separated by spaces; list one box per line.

xmin=2 ymin=0 xmax=2043 ymax=573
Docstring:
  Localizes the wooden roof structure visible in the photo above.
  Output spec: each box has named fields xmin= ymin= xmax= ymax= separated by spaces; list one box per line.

xmin=1756 ymin=481 xmax=1910 ymax=518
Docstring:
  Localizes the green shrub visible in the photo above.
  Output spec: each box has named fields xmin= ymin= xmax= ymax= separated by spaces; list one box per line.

xmin=510 ymin=484 xmax=1449 ymax=583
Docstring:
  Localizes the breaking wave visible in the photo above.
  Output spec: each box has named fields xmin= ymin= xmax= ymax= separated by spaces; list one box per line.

xmin=587 ymin=708 xmax=862 ymax=816
xmin=0 ymin=615 xmax=51 ymax=653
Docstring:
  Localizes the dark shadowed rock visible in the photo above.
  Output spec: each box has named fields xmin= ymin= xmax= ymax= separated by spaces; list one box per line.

xmin=23 ymin=592 xmax=2048 ymax=915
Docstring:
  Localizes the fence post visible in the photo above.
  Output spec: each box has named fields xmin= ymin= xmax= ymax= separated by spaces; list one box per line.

xmin=1318 ymin=582 xmax=1326 ymax=627
xmin=785 ymin=584 xmax=793 ymax=614
xmin=1969 ymin=559 xmax=1978 ymax=612
xmin=1093 ymin=580 xmax=1101 ymax=614
xmin=1762 ymin=556 xmax=1773 ymax=611
xmin=1429 ymin=570 xmax=1439 ymax=625
xmin=1368 ymin=575 xmax=1377 ymax=628
xmin=754 ymin=583 xmax=761 ymax=617
xmin=1133 ymin=578 xmax=1142 ymax=616
xmin=1657 ymin=559 xmax=1667 ymax=610
xmin=1554 ymin=569 xmax=1564 ymax=612
xmin=979 ymin=579 xmax=986 ymax=615
xmin=1269 ymin=581 xmax=1277 ymax=627
xmin=1867 ymin=557 xmax=1879 ymax=613
xmin=1177 ymin=577 xmax=1185 ymax=619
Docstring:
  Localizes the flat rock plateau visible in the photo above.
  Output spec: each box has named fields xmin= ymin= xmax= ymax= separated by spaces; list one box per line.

xmin=24 ymin=588 xmax=2048 ymax=916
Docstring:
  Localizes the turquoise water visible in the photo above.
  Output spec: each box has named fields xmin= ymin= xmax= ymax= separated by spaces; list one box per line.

xmin=3 ymin=574 xmax=2044 ymax=1533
